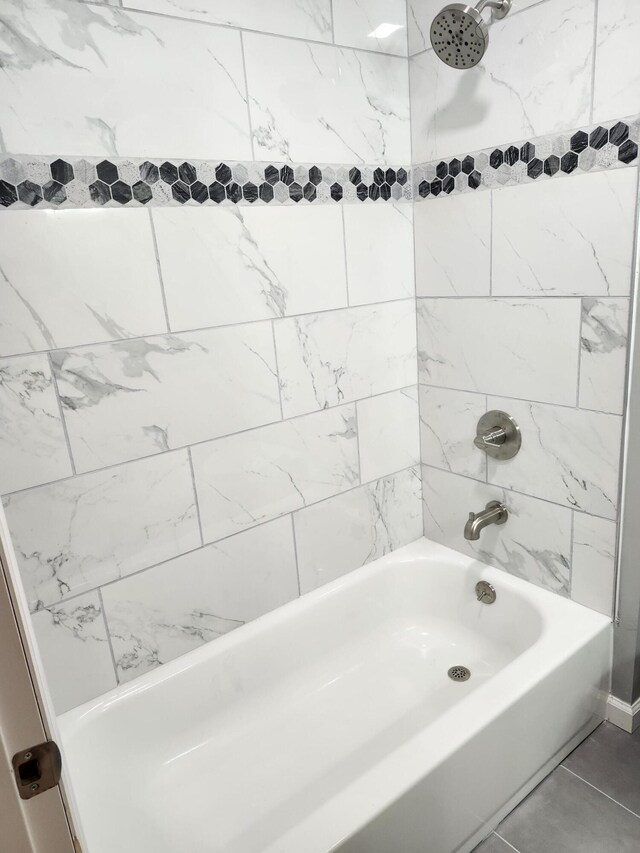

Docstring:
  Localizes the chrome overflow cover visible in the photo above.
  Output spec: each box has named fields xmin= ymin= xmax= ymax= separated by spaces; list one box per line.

xmin=474 ymin=410 xmax=521 ymax=460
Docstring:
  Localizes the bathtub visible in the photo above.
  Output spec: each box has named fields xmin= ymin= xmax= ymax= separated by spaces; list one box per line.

xmin=58 ymin=538 xmax=610 ymax=853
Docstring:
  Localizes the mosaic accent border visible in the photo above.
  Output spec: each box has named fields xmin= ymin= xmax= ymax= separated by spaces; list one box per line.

xmin=0 ymin=115 xmax=638 ymax=212
xmin=413 ymin=115 xmax=640 ymax=201
xmin=0 ymin=157 xmax=412 ymax=210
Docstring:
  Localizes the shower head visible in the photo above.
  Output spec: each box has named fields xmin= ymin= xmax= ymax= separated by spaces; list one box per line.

xmin=430 ymin=0 xmax=511 ymax=70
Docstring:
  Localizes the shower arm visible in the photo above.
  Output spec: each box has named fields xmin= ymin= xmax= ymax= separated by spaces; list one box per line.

xmin=475 ymin=0 xmax=511 ymax=18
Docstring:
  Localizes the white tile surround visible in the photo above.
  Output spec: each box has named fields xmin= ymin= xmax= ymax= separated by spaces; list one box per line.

xmin=0 ymin=0 xmax=639 ymax=714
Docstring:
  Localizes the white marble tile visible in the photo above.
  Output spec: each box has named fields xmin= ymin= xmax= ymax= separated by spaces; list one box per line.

xmin=571 ymin=512 xmax=617 ymax=616
xmin=407 ymin=0 xmax=433 ymax=56
xmin=486 ymin=396 xmax=622 ymax=520
xmin=579 ymin=298 xmax=630 ymax=416
xmin=275 ymin=300 xmax=417 ymax=418
xmin=414 ymin=191 xmax=491 ymax=296
xmin=422 ymin=465 xmax=572 ymax=596
xmin=593 ymin=0 xmax=640 ymax=124
xmin=357 ymin=387 xmax=420 ymax=482
xmin=31 ymin=591 xmax=117 ymax=714
xmin=3 ymin=451 xmax=200 ymax=610
xmin=0 ymin=354 xmax=72 ymax=494
xmin=492 ymin=170 xmax=637 ymax=297
xmin=101 ymin=517 xmax=298 ymax=683
xmin=332 ymin=0 xmax=407 ymax=55
xmin=192 ymin=406 xmax=359 ymax=543
xmin=0 ymin=210 xmax=166 ymax=356
xmin=344 ymin=203 xmax=414 ymax=305
xmin=419 ymin=385 xmax=487 ymax=479
xmin=295 ymin=466 xmax=422 ymax=593
xmin=131 ymin=0 xmax=332 ymax=41
xmin=0 ymin=0 xmax=251 ymax=158
xmin=410 ymin=0 xmax=594 ymax=162
xmin=243 ymin=32 xmax=410 ymax=163
xmin=52 ymin=324 xmax=281 ymax=471
xmin=152 ymin=206 xmax=348 ymax=331
xmin=417 ymin=298 xmax=581 ymax=405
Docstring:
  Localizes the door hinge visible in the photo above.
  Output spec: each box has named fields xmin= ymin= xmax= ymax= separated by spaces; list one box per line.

xmin=12 ymin=740 xmax=62 ymax=799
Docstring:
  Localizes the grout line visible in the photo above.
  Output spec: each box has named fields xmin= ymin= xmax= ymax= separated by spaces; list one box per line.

xmin=1 ymin=386 xmax=417 ymax=500
xmin=187 ymin=446 xmax=205 ymax=546
xmin=416 ymin=378 xmax=624 ymax=418
xmin=590 ymin=0 xmax=600 ymax=125
xmin=270 ymin=319 xmax=285 ymax=421
xmin=493 ymin=831 xmax=522 ymax=853
xmin=98 ymin=587 xmax=120 ymax=686
xmin=489 ymin=190 xmax=494 ymax=297
xmin=0 ymin=296 xmax=416 ymax=362
xmin=340 ymin=205 xmax=351 ymax=307
xmin=47 ymin=352 xmax=77 ymax=476
xmin=239 ymin=31 xmax=256 ymax=161
xmin=107 ymin=2 xmax=408 ymax=59
xmin=353 ymin=400 xmax=363 ymax=485
xmin=329 ymin=0 xmax=336 ymax=44
xmin=27 ymin=463 xmax=418 ymax=612
xmin=561 ymin=766 xmax=640 ymax=822
xmin=569 ymin=508 xmax=575 ymax=597
xmin=420 ymin=461 xmax=617 ymax=522
xmin=147 ymin=209 xmax=172 ymax=333
xmin=290 ymin=512 xmax=302 ymax=596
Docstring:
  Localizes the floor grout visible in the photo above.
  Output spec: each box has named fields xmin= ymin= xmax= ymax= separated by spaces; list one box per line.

xmin=560 ymin=765 xmax=640 ymax=822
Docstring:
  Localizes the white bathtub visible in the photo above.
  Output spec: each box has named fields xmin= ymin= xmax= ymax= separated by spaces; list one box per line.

xmin=58 ymin=538 xmax=610 ymax=853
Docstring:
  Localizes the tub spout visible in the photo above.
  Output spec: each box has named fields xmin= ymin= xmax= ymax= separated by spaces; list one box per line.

xmin=464 ymin=501 xmax=508 ymax=541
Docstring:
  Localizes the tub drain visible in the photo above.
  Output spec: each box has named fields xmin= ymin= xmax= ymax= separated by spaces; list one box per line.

xmin=448 ymin=666 xmax=471 ymax=682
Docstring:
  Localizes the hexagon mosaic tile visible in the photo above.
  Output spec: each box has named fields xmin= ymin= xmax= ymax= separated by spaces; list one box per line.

xmin=0 ymin=115 xmax=637 ymax=211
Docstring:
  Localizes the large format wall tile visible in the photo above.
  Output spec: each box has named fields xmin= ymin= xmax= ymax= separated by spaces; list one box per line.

xmin=244 ymin=32 xmax=410 ymax=163
xmin=294 ymin=466 xmax=422 ymax=592
xmin=579 ymin=298 xmax=630 ymax=416
xmin=356 ymin=387 xmax=420 ymax=482
xmin=0 ymin=0 xmax=252 ymax=158
xmin=571 ymin=513 xmax=617 ymax=617
xmin=332 ymin=0 xmax=408 ymax=55
xmin=31 ymin=591 xmax=117 ymax=714
xmin=417 ymin=298 xmax=581 ymax=405
xmin=101 ymin=518 xmax=298 ymax=683
xmin=131 ymin=0 xmax=332 ymax=41
xmin=492 ymin=170 xmax=637 ymax=297
xmin=275 ymin=301 xmax=417 ymax=418
xmin=593 ymin=0 xmax=640 ymax=124
xmin=152 ymin=206 xmax=348 ymax=331
xmin=343 ymin=204 xmax=414 ymax=305
xmin=0 ymin=210 xmax=166 ymax=356
xmin=52 ymin=324 xmax=281 ymax=471
xmin=419 ymin=385 xmax=487 ymax=479
xmin=410 ymin=0 xmax=594 ymax=162
xmin=192 ymin=406 xmax=359 ymax=543
xmin=422 ymin=466 xmax=572 ymax=596
xmin=414 ymin=191 xmax=491 ymax=296
xmin=0 ymin=354 xmax=72 ymax=494
xmin=3 ymin=451 xmax=200 ymax=610
xmin=486 ymin=397 xmax=622 ymax=520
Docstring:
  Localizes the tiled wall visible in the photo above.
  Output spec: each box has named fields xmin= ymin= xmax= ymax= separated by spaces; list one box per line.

xmin=412 ymin=0 xmax=640 ymax=618
xmin=1 ymin=0 xmax=639 ymax=715
xmin=0 ymin=0 xmax=420 ymax=714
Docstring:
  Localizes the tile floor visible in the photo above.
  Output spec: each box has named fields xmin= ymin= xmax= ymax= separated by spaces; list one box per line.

xmin=473 ymin=722 xmax=640 ymax=853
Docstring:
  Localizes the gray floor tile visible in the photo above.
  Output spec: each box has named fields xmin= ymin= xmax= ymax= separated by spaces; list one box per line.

xmin=563 ymin=721 xmax=640 ymax=817
xmin=472 ymin=832 xmax=516 ymax=853
xmin=497 ymin=766 xmax=640 ymax=853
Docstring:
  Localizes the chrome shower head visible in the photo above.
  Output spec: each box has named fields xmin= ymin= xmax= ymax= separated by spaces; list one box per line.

xmin=430 ymin=0 xmax=511 ymax=69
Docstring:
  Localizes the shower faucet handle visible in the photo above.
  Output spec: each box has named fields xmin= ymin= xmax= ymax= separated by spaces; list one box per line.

xmin=474 ymin=411 xmax=521 ymax=460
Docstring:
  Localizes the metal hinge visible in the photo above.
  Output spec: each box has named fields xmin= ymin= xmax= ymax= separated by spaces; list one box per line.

xmin=12 ymin=740 xmax=62 ymax=799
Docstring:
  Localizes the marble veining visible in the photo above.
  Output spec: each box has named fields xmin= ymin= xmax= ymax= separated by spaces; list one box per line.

xmin=0 ymin=353 xmax=72 ymax=494
xmin=3 ymin=450 xmax=200 ymax=610
xmin=191 ymin=406 xmax=359 ymax=543
xmin=579 ymin=298 xmax=630 ymax=416
xmin=51 ymin=325 xmax=281 ymax=471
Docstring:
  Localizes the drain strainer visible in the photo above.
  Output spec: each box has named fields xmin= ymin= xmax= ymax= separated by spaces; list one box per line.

xmin=448 ymin=665 xmax=471 ymax=682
